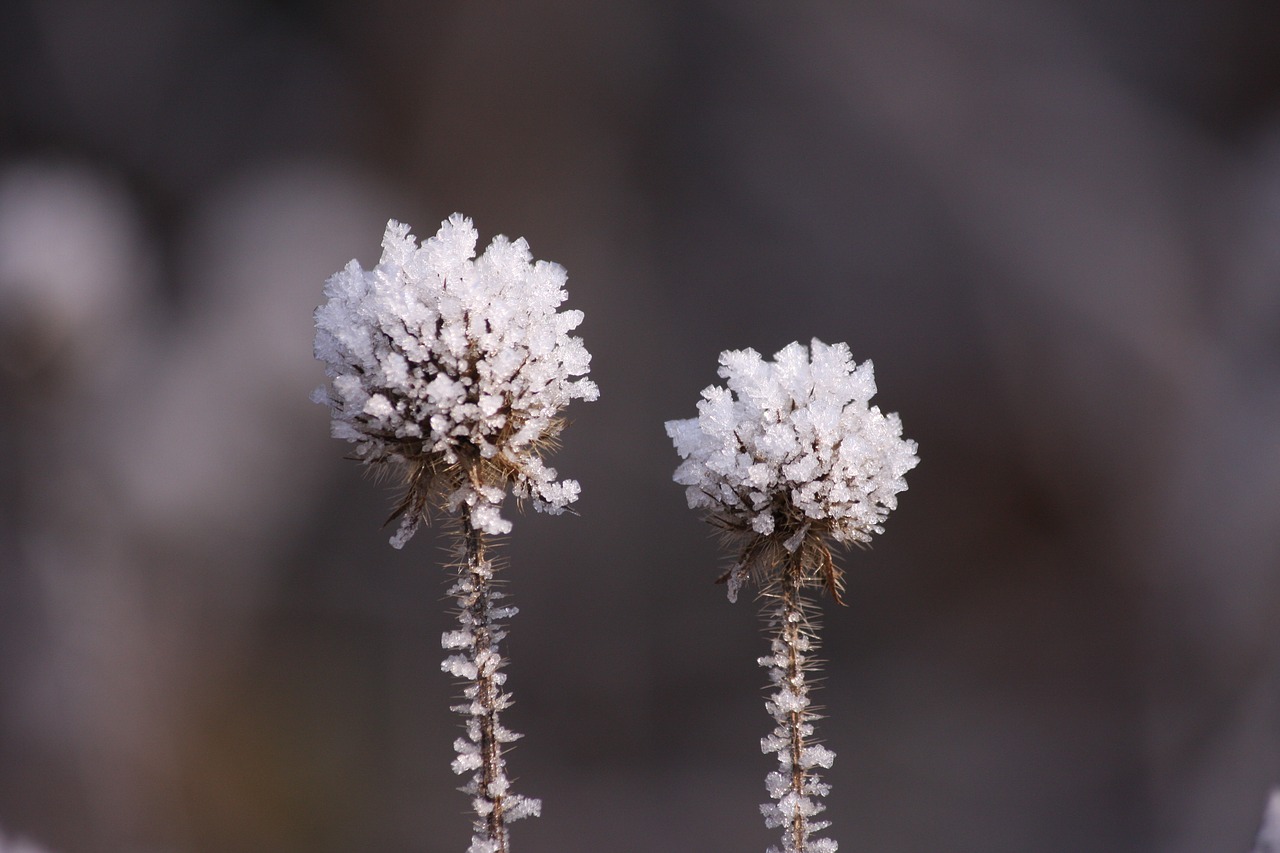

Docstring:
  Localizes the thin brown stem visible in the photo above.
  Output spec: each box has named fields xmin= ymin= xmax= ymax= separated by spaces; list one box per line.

xmin=460 ymin=507 xmax=509 ymax=852
xmin=759 ymin=556 xmax=835 ymax=853
xmin=780 ymin=566 xmax=808 ymax=853
xmin=442 ymin=495 xmax=540 ymax=851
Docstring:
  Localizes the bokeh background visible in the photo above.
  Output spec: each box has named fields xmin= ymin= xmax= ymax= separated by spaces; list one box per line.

xmin=3 ymin=1 xmax=1280 ymax=851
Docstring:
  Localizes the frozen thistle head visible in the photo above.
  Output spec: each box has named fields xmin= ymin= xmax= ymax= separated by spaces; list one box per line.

xmin=314 ymin=214 xmax=598 ymax=545
xmin=666 ymin=339 xmax=918 ymax=601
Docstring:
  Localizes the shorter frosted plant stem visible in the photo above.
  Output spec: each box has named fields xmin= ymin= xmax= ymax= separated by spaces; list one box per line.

xmin=759 ymin=563 xmax=837 ymax=853
xmin=442 ymin=505 xmax=540 ymax=853
xmin=667 ymin=341 xmax=916 ymax=853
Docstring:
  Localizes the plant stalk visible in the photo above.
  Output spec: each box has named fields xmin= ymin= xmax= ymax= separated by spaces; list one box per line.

xmin=759 ymin=557 xmax=835 ymax=853
xmin=781 ymin=565 xmax=810 ymax=852
xmin=462 ymin=508 xmax=508 ymax=851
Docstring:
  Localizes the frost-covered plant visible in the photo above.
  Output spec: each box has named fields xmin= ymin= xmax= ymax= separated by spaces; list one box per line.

xmin=314 ymin=213 xmax=598 ymax=548
xmin=666 ymin=339 xmax=918 ymax=853
xmin=314 ymin=214 xmax=597 ymax=853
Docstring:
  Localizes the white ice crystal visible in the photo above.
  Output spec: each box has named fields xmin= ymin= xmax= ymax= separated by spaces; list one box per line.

xmin=666 ymin=339 xmax=918 ymax=600
xmin=444 ymin=559 xmax=541 ymax=849
xmin=758 ymin=617 xmax=837 ymax=853
xmin=314 ymin=214 xmax=598 ymax=545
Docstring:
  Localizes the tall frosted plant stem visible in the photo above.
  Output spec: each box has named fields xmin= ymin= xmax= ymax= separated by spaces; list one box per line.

xmin=760 ymin=563 xmax=835 ymax=853
xmin=314 ymin=214 xmax=597 ymax=851
xmin=443 ymin=503 xmax=539 ymax=853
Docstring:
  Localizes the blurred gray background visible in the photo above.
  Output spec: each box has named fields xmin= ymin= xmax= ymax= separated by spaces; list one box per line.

xmin=2 ymin=1 xmax=1280 ymax=851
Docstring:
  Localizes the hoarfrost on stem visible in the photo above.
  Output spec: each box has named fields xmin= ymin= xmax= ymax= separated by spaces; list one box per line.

xmin=758 ymin=579 xmax=837 ymax=853
xmin=313 ymin=214 xmax=598 ymax=545
xmin=445 ymin=514 xmax=541 ymax=853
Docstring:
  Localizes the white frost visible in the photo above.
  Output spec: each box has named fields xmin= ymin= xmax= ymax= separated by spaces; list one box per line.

xmin=314 ymin=214 xmax=598 ymax=544
xmin=442 ymin=569 xmax=540 ymax=848
xmin=758 ymin=610 xmax=839 ymax=853
xmin=666 ymin=339 xmax=918 ymax=565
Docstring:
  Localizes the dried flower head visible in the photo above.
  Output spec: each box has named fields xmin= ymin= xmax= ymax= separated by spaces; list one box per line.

xmin=666 ymin=339 xmax=918 ymax=601
xmin=314 ymin=214 xmax=598 ymax=546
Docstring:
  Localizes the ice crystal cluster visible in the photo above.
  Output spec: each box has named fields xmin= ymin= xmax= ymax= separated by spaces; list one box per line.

xmin=313 ymin=214 xmax=598 ymax=546
xmin=759 ymin=607 xmax=837 ymax=853
xmin=443 ymin=557 xmax=541 ymax=852
xmin=666 ymin=339 xmax=918 ymax=600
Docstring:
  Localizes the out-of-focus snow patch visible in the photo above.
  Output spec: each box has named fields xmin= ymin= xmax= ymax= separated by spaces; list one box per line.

xmin=0 ymin=824 xmax=54 ymax=853
xmin=1252 ymin=789 xmax=1280 ymax=853
xmin=0 ymin=161 xmax=154 ymax=380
